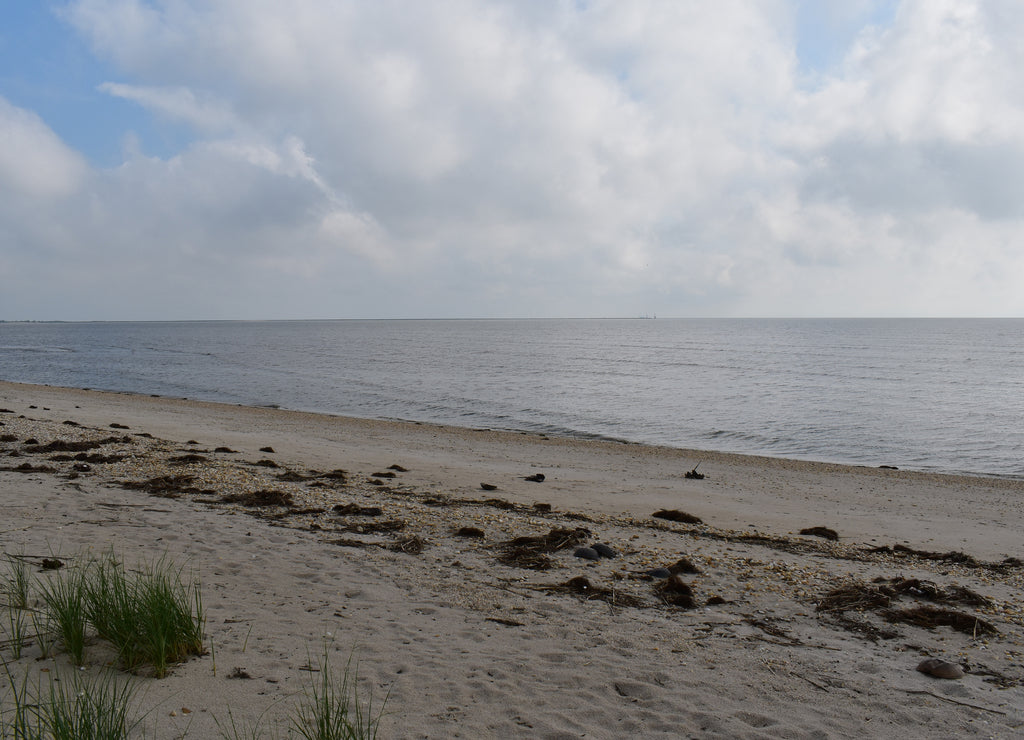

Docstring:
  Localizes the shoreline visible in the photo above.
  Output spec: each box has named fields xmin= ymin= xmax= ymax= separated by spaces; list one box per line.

xmin=2 ymin=379 xmax=1024 ymax=737
xmin=3 ymin=380 xmax=1023 ymax=559
xmin=6 ymin=378 xmax=1021 ymax=482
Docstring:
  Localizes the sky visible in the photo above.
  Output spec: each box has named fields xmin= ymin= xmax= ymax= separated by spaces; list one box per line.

xmin=2 ymin=0 xmax=1023 ymax=320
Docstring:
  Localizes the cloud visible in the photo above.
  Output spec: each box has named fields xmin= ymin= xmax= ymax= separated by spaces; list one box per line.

xmin=0 ymin=97 xmax=88 ymax=199
xmin=98 ymin=83 xmax=241 ymax=133
xmin=4 ymin=0 xmax=1024 ymax=319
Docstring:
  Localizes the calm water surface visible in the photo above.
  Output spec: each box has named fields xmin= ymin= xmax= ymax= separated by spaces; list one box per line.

xmin=1 ymin=318 xmax=1021 ymax=478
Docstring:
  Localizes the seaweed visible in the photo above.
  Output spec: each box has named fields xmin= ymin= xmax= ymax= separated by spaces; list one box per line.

xmin=24 ymin=438 xmax=128 ymax=453
xmin=884 ymin=577 xmax=992 ymax=607
xmin=884 ymin=606 xmax=998 ymax=636
xmin=329 ymin=538 xmax=381 ymax=549
xmin=540 ymin=576 xmax=647 ymax=609
xmin=49 ymin=452 xmax=125 ymax=464
xmin=1 ymin=462 xmax=57 ymax=473
xmin=498 ymin=527 xmax=591 ymax=553
xmin=118 ymin=474 xmax=216 ymax=498
xmin=819 ymin=612 xmax=899 ymax=642
xmin=338 ymin=519 xmax=406 ymax=535
xmin=276 ymin=470 xmax=311 ymax=482
xmin=168 ymin=454 xmax=209 ymax=465
xmin=866 ymin=544 xmax=1021 ymax=572
xmin=391 ymin=535 xmax=428 ymax=554
xmin=817 ymin=582 xmax=894 ymax=612
xmin=800 ymin=526 xmax=839 ymax=541
xmin=497 ymin=548 xmax=555 ymax=571
xmin=655 ymin=575 xmax=697 ymax=608
xmin=652 ymin=509 xmax=703 ymax=524
xmin=332 ymin=503 xmax=383 ymax=517
xmin=220 ymin=489 xmax=294 ymax=507
xmin=667 ymin=556 xmax=701 ymax=575
xmin=494 ymin=527 xmax=591 ymax=571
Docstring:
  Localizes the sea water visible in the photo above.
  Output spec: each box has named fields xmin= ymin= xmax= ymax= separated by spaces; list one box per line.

xmin=1 ymin=318 xmax=1021 ymax=478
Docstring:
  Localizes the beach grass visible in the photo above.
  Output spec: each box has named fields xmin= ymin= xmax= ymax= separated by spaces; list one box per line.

xmin=2 ymin=554 xmax=32 ymax=610
xmin=38 ymin=560 xmax=89 ymax=666
xmin=2 ymin=662 xmax=140 ymax=739
xmin=5 ymin=550 xmax=204 ymax=677
xmin=290 ymin=643 xmax=387 ymax=740
xmin=85 ymin=552 xmax=205 ymax=678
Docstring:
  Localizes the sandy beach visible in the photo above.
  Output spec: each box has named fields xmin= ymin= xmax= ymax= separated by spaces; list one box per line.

xmin=1 ymin=379 xmax=1023 ymax=738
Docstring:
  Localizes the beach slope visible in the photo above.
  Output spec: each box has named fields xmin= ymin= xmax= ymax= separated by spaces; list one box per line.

xmin=1 ymin=381 xmax=1022 ymax=738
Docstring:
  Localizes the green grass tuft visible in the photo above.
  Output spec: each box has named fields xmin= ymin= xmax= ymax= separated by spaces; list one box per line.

xmin=84 ymin=551 xmax=205 ymax=677
xmin=2 ymin=554 xmax=32 ymax=610
xmin=290 ymin=642 xmax=387 ymax=740
xmin=38 ymin=561 xmax=89 ymax=666
xmin=3 ymin=662 xmax=140 ymax=740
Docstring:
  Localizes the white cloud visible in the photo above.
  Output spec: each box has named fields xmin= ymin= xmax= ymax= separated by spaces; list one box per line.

xmin=4 ymin=0 xmax=1024 ymax=319
xmin=0 ymin=97 xmax=87 ymax=198
xmin=98 ymin=83 xmax=241 ymax=133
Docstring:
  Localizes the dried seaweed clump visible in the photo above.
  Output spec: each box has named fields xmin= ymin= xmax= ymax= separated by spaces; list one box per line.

xmin=119 ymin=474 xmax=210 ymax=498
xmin=667 ymin=556 xmax=701 ymax=575
xmin=867 ymin=544 xmax=1024 ymax=571
xmin=26 ymin=437 xmax=128 ymax=453
xmin=543 ymin=576 xmax=647 ymax=609
xmin=1 ymin=462 xmax=56 ymax=474
xmin=884 ymin=606 xmax=998 ymax=636
xmin=168 ymin=454 xmax=209 ymax=465
xmin=391 ymin=535 xmax=428 ymax=554
xmin=495 ymin=527 xmax=591 ymax=571
xmin=884 ymin=577 xmax=991 ymax=607
xmin=652 ymin=509 xmax=703 ymax=525
xmin=817 ymin=578 xmax=997 ymax=640
xmin=220 ymin=489 xmax=294 ymax=507
xmin=339 ymin=519 xmax=406 ymax=535
xmin=332 ymin=503 xmax=383 ymax=517
xmin=799 ymin=526 xmax=838 ymax=541
xmin=655 ymin=575 xmax=697 ymax=608
xmin=817 ymin=582 xmax=894 ymax=613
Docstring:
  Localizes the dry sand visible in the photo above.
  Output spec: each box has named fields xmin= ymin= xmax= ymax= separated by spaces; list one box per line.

xmin=1 ymin=379 xmax=1023 ymax=738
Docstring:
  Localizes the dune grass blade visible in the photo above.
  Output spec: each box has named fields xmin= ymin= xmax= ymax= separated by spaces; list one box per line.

xmin=84 ymin=555 xmax=141 ymax=669
xmin=6 ymin=606 xmax=29 ymax=659
xmin=31 ymin=609 xmax=56 ymax=659
xmin=132 ymin=556 xmax=204 ymax=677
xmin=2 ymin=662 xmax=45 ymax=739
xmin=39 ymin=563 xmax=89 ymax=666
xmin=37 ymin=667 xmax=140 ymax=740
xmin=3 ymin=554 xmax=32 ymax=609
xmin=291 ymin=645 xmax=385 ymax=740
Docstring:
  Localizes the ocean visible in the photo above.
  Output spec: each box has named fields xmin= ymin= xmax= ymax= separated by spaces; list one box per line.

xmin=1 ymin=318 xmax=1021 ymax=478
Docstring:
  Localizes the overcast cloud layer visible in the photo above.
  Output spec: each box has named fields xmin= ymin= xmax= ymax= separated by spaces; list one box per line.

xmin=2 ymin=0 xmax=1024 ymax=319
